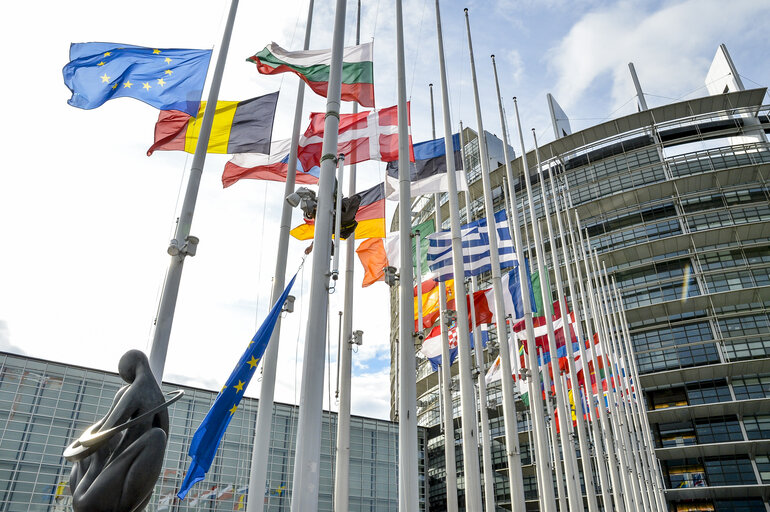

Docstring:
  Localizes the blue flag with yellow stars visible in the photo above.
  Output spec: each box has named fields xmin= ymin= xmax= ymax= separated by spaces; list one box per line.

xmin=177 ymin=272 xmax=298 ymax=500
xmin=62 ymin=42 xmax=212 ymax=116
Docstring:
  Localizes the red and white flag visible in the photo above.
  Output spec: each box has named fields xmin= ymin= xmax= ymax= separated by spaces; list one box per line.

xmin=419 ymin=323 xmax=459 ymax=370
xmin=298 ymin=103 xmax=414 ymax=171
xmin=222 ymin=139 xmax=320 ymax=188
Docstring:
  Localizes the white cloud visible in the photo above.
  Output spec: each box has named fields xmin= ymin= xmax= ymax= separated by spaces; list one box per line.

xmin=0 ymin=320 xmax=25 ymax=355
xmin=350 ymin=367 xmax=392 ymax=419
xmin=547 ymin=0 xmax=770 ymax=117
xmin=499 ymin=49 xmax=525 ymax=86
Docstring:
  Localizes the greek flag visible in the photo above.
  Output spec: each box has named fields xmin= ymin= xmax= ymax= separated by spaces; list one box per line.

xmin=426 ymin=209 xmax=516 ymax=281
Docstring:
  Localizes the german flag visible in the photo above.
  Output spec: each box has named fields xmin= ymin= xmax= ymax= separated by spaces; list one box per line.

xmin=290 ymin=182 xmax=386 ymax=240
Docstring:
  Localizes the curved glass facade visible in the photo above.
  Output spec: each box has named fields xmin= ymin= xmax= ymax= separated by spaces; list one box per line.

xmin=408 ymin=89 xmax=770 ymax=511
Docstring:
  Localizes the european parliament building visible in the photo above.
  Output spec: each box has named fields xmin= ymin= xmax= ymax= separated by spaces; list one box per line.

xmin=404 ymin=49 xmax=770 ymax=511
xmin=0 ymin=351 xmax=428 ymax=512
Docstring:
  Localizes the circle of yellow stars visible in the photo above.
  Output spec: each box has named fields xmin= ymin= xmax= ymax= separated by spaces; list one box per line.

xmin=215 ymin=340 xmax=262 ymax=418
xmin=96 ymin=48 xmax=174 ymax=93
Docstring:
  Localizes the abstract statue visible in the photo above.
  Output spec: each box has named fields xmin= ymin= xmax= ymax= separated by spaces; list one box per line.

xmin=64 ymin=350 xmax=183 ymax=512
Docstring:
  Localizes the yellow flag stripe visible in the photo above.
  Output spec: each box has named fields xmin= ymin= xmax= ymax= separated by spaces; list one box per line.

xmin=183 ymin=101 xmax=239 ymax=154
xmin=354 ymin=218 xmax=385 ymax=239
xmin=290 ymin=223 xmax=315 ymax=241
xmin=290 ymin=217 xmax=385 ymax=241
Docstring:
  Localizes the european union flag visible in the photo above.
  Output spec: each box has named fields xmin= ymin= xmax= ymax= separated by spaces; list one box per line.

xmin=63 ymin=42 xmax=212 ymax=116
xmin=177 ymin=272 xmax=298 ymax=499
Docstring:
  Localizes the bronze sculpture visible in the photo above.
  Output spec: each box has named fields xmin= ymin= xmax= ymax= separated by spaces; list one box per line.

xmin=64 ymin=350 xmax=183 ymax=512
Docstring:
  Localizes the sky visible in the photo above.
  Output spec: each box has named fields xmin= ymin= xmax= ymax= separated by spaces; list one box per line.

xmin=1 ymin=0 xmax=769 ymax=421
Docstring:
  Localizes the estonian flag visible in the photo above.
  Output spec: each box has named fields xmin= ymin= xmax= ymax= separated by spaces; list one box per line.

xmin=385 ymin=133 xmax=467 ymax=199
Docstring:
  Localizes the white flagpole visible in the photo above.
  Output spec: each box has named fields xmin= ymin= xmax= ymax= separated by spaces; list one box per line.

xmin=459 ymin=127 xmax=497 ymax=512
xmin=573 ymin=211 xmax=627 ymax=512
xmin=395 ymin=1 xmax=420 ymax=509
xmin=596 ymin=260 xmax=648 ymax=511
xmin=148 ymin=0 xmax=239 ymax=381
xmin=511 ymin=98 xmax=557 ymax=511
xmin=415 ymin=233 xmax=425 ymax=333
xmin=543 ymin=164 xmax=599 ymax=512
xmin=540 ymin=347 xmax=568 ymax=511
xmin=437 ymin=275 xmax=459 ymax=512
xmin=465 ymin=9 xmax=526 ymax=509
xmin=290 ymin=0 xmax=346 ymax=506
xmin=430 ymin=84 xmax=459 ymax=512
xmin=470 ymin=281 xmax=496 ymax=512
xmin=611 ymin=277 xmax=667 ymax=511
xmin=531 ymin=130 xmax=583 ymax=510
xmin=580 ymin=232 xmax=633 ymax=512
xmin=557 ymin=188 xmax=611 ymax=512
xmin=586 ymin=243 xmax=636 ymax=510
xmin=589 ymin=248 xmax=645 ymax=512
xmin=332 ymin=2 xmax=361 ymax=510
xmin=248 ymin=1 xmax=314 ymax=510
xmin=487 ymin=55 xmax=528 ymax=511
xmin=434 ymin=3 xmax=483 ymax=510
xmin=602 ymin=266 xmax=658 ymax=512
xmin=562 ymin=202 xmax=612 ymax=512
xmin=459 ymin=137 xmax=495 ymax=510
xmin=533 ymin=133 xmax=590 ymax=510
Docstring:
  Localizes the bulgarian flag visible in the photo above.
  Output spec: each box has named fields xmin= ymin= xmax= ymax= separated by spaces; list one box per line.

xmin=248 ymin=42 xmax=374 ymax=108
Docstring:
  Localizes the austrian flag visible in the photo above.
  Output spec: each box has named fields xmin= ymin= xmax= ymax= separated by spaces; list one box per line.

xmin=298 ymin=104 xmax=414 ymax=172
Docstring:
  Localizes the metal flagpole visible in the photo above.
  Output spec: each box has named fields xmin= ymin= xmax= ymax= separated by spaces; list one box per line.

xmin=539 ymin=345 xmax=567 ymax=512
xmin=429 ymin=83 xmax=458 ymax=512
xmin=541 ymin=156 xmax=598 ymax=512
xmin=587 ymin=243 xmax=634 ymax=512
xmin=510 ymin=118 xmax=552 ymax=512
xmin=562 ymin=204 xmax=612 ymax=512
xmin=485 ymin=54 xmax=527 ymax=511
xmin=589 ymin=254 xmax=642 ymax=508
xmin=612 ymin=277 xmax=667 ymax=511
xmin=568 ymin=208 xmax=625 ymax=511
xmin=465 ymin=11 xmax=523 ymax=510
xmin=460 ymin=128 xmax=495 ymax=512
xmin=395 ymin=1 xmax=420 ymax=509
xmin=611 ymin=276 xmax=666 ymax=510
xmin=332 ymin=2 xmax=361 ymax=509
xmin=588 ymin=247 xmax=642 ymax=512
xmin=579 ymin=228 xmax=632 ymax=512
xmin=434 ymin=3 xmax=482 ymax=510
xmin=549 ymin=183 xmax=603 ymax=512
xmin=511 ymin=98 xmax=557 ymax=511
xmin=611 ymin=278 xmax=667 ymax=511
xmin=530 ymin=130 xmax=583 ymax=510
xmin=603 ymin=266 xmax=657 ymax=512
xmin=148 ymin=0 xmax=239 ymax=382
xmin=415 ymin=230 xmax=424 ymax=333
xmin=437 ymin=263 xmax=459 ymax=512
xmin=247 ymin=1 xmax=314 ymax=509
xmin=470 ymin=280 xmax=496 ymax=512
xmin=596 ymin=260 xmax=648 ymax=511
xmin=289 ymin=0 xmax=346 ymax=506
